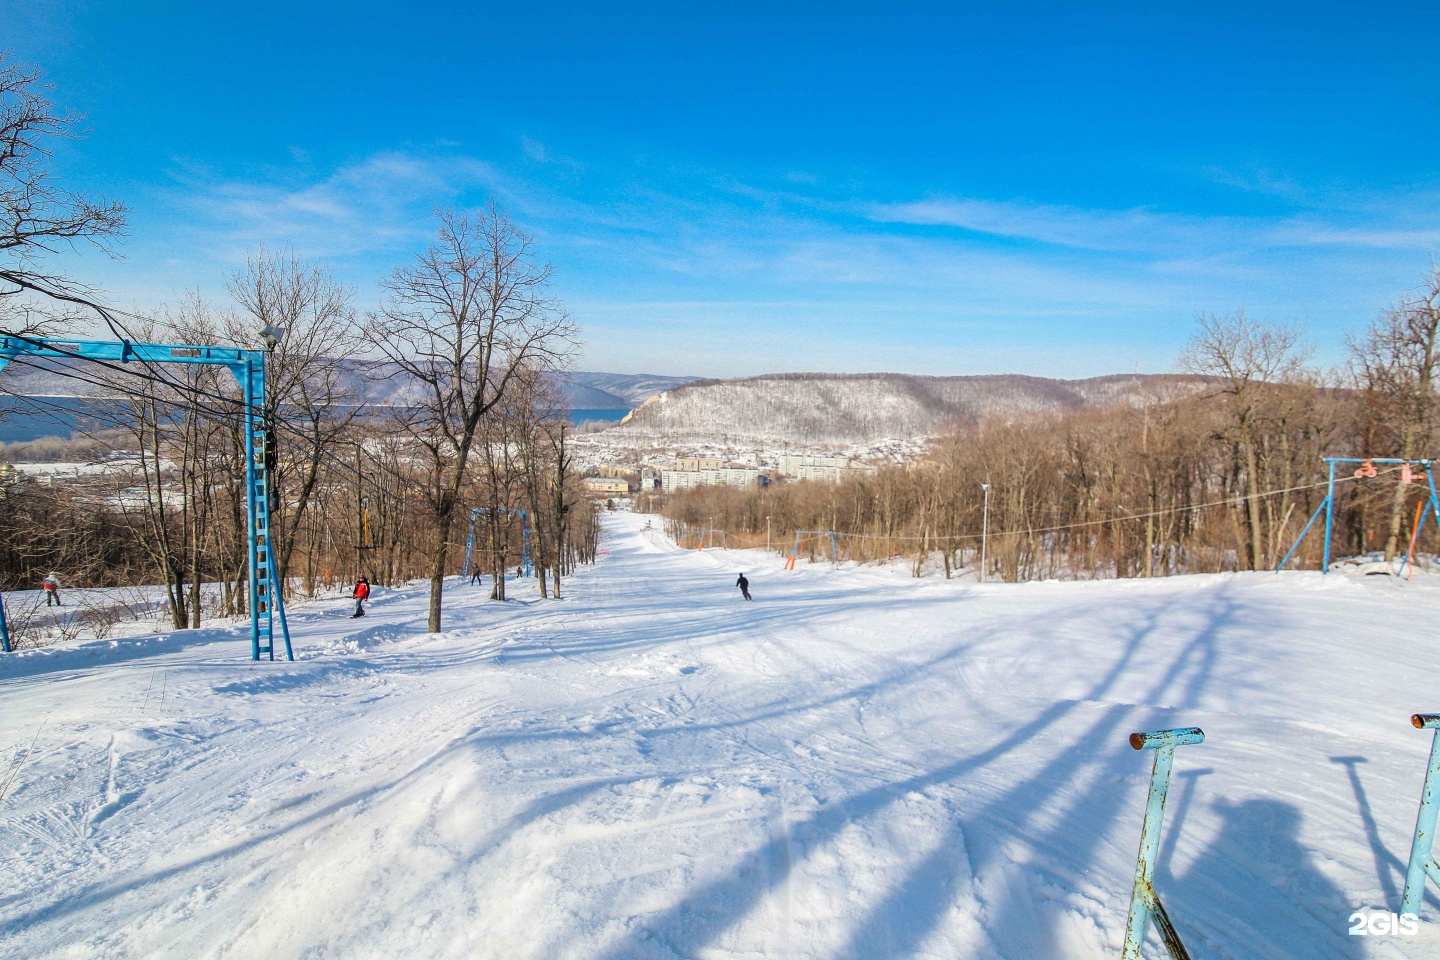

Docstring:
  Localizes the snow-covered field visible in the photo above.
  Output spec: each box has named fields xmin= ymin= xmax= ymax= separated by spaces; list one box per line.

xmin=2 ymin=511 xmax=1438 ymax=959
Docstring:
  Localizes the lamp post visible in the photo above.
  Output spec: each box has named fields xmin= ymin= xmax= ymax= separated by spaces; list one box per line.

xmin=766 ymin=515 xmax=771 ymax=551
xmin=980 ymin=483 xmax=991 ymax=583
xmin=353 ymin=441 xmax=364 ymax=580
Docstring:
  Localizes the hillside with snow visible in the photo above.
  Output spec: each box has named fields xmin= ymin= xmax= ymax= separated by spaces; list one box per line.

xmin=1 ymin=511 xmax=1436 ymax=959
xmin=0 ymin=357 xmax=692 ymax=411
xmin=560 ymin=371 xmax=697 ymax=409
xmin=613 ymin=372 xmax=1208 ymax=445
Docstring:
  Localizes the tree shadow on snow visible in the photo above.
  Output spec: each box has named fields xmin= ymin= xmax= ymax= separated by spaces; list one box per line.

xmin=830 ymin=586 xmax=1232 ymax=959
xmin=582 ymin=583 xmax=1253 ymax=959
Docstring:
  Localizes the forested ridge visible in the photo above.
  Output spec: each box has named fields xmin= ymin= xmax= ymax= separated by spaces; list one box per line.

xmin=663 ymin=285 xmax=1440 ymax=581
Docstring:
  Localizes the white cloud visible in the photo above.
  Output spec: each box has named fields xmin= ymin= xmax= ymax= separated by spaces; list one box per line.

xmin=164 ymin=151 xmax=512 ymax=263
xmin=75 ymin=145 xmax=1440 ymax=377
xmin=864 ymin=197 xmax=1200 ymax=252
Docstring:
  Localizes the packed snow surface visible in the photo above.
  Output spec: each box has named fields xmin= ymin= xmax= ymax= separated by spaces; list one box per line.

xmin=2 ymin=512 xmax=1438 ymax=959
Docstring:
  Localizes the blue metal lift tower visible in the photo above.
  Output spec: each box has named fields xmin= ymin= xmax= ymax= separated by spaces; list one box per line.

xmin=0 ymin=335 xmax=292 ymax=661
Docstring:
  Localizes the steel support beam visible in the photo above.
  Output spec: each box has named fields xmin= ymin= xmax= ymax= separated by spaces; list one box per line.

xmin=0 ymin=336 xmax=291 ymax=660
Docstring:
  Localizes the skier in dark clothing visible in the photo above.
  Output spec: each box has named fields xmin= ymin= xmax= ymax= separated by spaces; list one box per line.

xmin=470 ymin=565 xmax=483 ymax=586
xmin=351 ymin=576 xmax=370 ymax=618
xmin=736 ymin=573 xmax=751 ymax=601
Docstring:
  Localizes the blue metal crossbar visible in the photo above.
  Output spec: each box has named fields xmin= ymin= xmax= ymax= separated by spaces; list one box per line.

xmin=1401 ymin=713 xmax=1440 ymax=918
xmin=462 ymin=508 xmax=531 ymax=581
xmin=0 ymin=336 xmax=291 ymax=661
xmin=1122 ymin=726 xmax=1205 ymax=960
xmin=1277 ymin=458 xmax=1440 ymax=574
xmin=0 ymin=590 xmax=9 ymax=653
xmin=790 ymin=530 xmax=838 ymax=565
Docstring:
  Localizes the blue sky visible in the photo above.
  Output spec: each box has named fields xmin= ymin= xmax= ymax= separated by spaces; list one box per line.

xmin=6 ymin=1 xmax=1439 ymax=377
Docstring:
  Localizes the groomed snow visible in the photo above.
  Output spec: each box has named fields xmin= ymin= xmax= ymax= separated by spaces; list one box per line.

xmin=2 ymin=511 xmax=1437 ymax=958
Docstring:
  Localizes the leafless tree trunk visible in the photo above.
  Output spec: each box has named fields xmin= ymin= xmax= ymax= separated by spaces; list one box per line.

xmin=1180 ymin=312 xmax=1309 ymax=570
xmin=0 ymin=53 xmax=125 ymax=310
xmin=227 ymin=248 xmax=362 ymax=595
xmin=366 ymin=204 xmax=575 ymax=632
xmin=1349 ymin=269 xmax=1440 ymax=559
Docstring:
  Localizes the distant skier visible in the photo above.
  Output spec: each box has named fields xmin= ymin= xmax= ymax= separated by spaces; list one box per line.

xmin=470 ymin=565 xmax=483 ymax=586
xmin=736 ymin=573 xmax=752 ymax=601
xmin=350 ymin=575 xmax=370 ymax=618
xmin=42 ymin=571 xmax=61 ymax=607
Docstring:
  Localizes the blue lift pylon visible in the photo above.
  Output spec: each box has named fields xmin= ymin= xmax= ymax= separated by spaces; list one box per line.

xmin=462 ymin=507 xmax=531 ymax=581
xmin=788 ymin=530 xmax=838 ymax=567
xmin=0 ymin=335 xmax=292 ymax=661
xmin=1277 ymin=457 xmax=1440 ymax=574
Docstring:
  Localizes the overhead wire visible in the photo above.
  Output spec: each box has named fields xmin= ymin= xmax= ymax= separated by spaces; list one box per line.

xmin=0 ymin=273 xmax=404 ymax=493
xmin=748 ymin=464 xmax=1409 ymax=553
xmin=0 ymin=280 xmax=562 ymax=520
xmin=0 ymin=345 xmax=402 ymax=511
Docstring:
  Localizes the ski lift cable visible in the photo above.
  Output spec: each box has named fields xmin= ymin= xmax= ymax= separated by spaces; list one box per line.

xmin=0 ymin=349 xmax=404 ymax=507
xmin=766 ymin=467 xmax=1394 ymax=546
xmin=1 ymin=278 xmax=567 ymax=513
xmin=0 ymin=329 xmax=461 ymax=508
xmin=0 ymin=344 xmax=536 ymax=531
xmin=0 ymin=271 xmax=213 ymax=401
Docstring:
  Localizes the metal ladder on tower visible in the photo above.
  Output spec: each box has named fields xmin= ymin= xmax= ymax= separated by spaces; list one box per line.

xmin=241 ymin=356 xmax=292 ymax=661
xmin=0 ymin=335 xmax=294 ymax=661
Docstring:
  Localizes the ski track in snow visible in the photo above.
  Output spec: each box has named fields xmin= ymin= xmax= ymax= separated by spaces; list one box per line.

xmin=1 ymin=512 xmax=1437 ymax=958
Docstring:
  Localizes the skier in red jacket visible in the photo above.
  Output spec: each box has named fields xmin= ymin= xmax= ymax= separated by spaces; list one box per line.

xmin=351 ymin=576 xmax=370 ymax=618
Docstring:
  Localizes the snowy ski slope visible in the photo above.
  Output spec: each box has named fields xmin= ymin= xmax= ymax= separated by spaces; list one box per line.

xmin=1 ymin=511 xmax=1438 ymax=958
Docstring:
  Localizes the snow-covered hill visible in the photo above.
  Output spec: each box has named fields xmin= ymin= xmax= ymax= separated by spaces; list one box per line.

xmin=0 ymin=513 xmax=1434 ymax=958
xmin=613 ymin=372 xmax=1208 ymax=445
xmin=558 ymin=371 xmax=697 ymax=409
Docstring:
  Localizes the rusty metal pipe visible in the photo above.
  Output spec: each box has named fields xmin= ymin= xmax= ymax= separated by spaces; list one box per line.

xmin=1129 ymin=727 xmax=1205 ymax=751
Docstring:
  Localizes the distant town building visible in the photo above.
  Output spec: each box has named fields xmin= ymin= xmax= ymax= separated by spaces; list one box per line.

xmin=584 ymin=477 xmax=632 ymax=496
xmin=776 ymin=454 xmax=878 ymax=483
xmin=675 ymin=456 xmax=725 ymax=472
xmin=662 ymin=467 xmax=764 ymax=492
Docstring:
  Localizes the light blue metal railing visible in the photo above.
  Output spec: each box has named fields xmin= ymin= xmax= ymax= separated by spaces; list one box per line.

xmin=1402 ymin=713 xmax=1440 ymax=919
xmin=1122 ymin=726 xmax=1205 ymax=960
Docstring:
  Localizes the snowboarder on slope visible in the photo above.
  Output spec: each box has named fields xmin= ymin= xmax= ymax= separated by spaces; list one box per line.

xmin=736 ymin=573 xmax=751 ymax=601
xmin=42 ymin=571 xmax=61 ymax=607
xmin=351 ymin=575 xmax=370 ymax=618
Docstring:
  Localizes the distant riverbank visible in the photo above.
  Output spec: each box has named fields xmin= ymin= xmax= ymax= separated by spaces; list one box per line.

xmin=0 ymin=397 xmax=631 ymax=443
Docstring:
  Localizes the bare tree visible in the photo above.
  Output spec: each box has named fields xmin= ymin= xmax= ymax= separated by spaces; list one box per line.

xmin=1180 ymin=311 xmax=1310 ymax=570
xmin=1349 ymin=266 xmax=1440 ymax=558
xmin=0 ymin=53 xmax=126 ymax=303
xmin=368 ymin=205 xmax=576 ymax=631
xmin=226 ymin=248 xmax=362 ymax=593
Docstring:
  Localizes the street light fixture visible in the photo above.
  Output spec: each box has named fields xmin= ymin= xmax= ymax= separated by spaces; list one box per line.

xmin=980 ymin=483 xmax=991 ymax=583
xmin=260 ymin=324 xmax=286 ymax=352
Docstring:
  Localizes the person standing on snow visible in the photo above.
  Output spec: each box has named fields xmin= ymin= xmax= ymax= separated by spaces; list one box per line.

xmin=42 ymin=571 xmax=61 ymax=607
xmin=351 ymin=575 xmax=370 ymax=618
xmin=736 ymin=573 xmax=752 ymax=601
